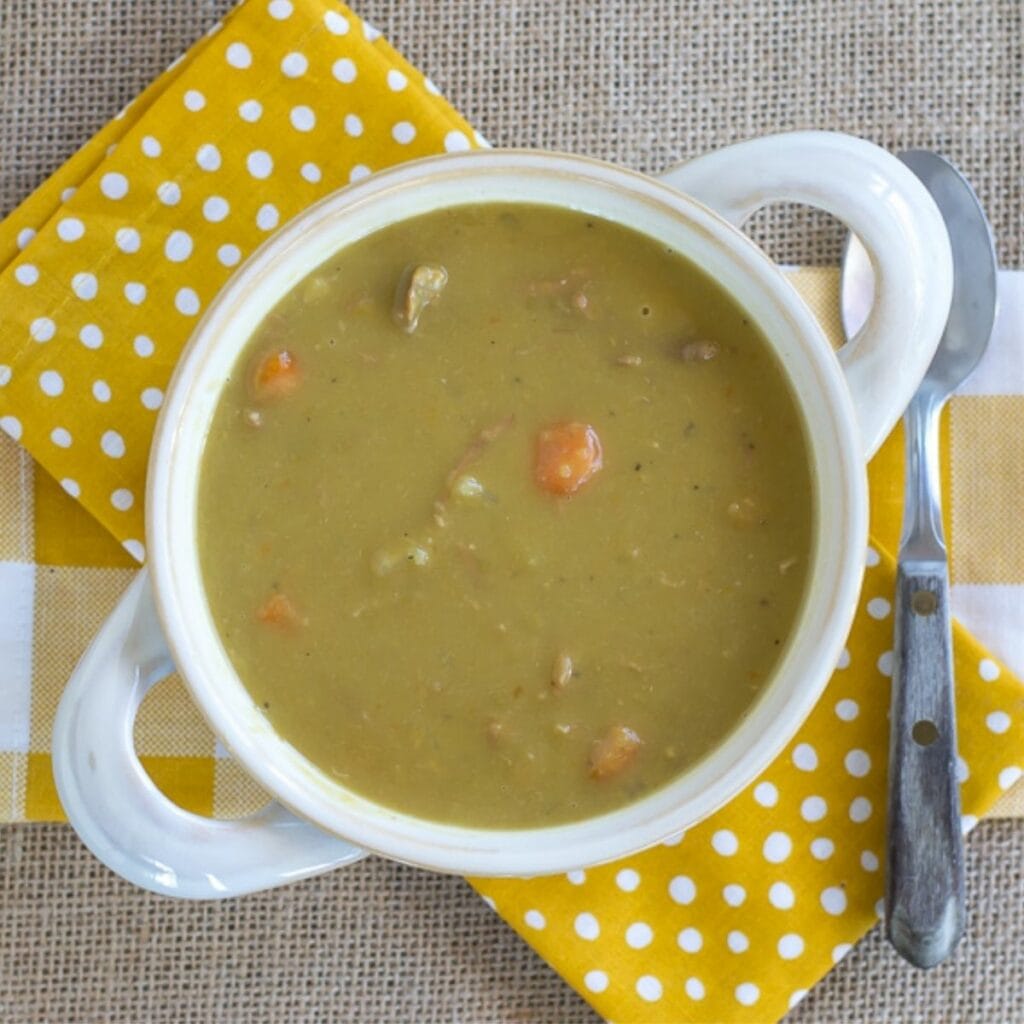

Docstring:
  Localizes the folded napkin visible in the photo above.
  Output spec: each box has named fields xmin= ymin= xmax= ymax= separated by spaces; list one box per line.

xmin=1 ymin=3 xmax=1022 ymax=1022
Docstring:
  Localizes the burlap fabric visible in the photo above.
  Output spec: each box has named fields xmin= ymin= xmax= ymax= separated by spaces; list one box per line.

xmin=1 ymin=2 xmax=1021 ymax=1021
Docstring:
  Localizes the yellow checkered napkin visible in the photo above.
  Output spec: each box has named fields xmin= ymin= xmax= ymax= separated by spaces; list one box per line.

xmin=1 ymin=3 xmax=1023 ymax=1021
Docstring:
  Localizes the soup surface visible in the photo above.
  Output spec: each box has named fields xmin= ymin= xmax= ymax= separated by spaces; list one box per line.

xmin=198 ymin=202 xmax=814 ymax=828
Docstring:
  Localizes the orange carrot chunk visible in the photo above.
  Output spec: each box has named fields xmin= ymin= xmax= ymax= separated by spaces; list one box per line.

xmin=535 ymin=421 xmax=603 ymax=496
xmin=251 ymin=349 xmax=300 ymax=402
xmin=256 ymin=592 xmax=303 ymax=628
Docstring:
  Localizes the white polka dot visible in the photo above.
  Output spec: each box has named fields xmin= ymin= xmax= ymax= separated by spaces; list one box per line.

xmin=423 ymin=77 xmax=441 ymax=95
xmin=877 ymin=650 xmax=894 ymax=676
xmin=300 ymin=162 xmax=322 ymax=183
xmin=867 ymin=596 xmax=891 ymax=619
xmin=79 ymin=324 xmax=103 ymax=349
xmin=16 ymin=227 xmax=36 ymax=249
xmin=183 ymin=88 xmax=206 ymax=111
xmin=835 ymin=698 xmax=860 ymax=721
xmin=218 ymin=244 xmax=242 ymax=267
xmin=391 ymin=120 xmax=416 ymax=144
xmin=845 ymin=749 xmax=871 ymax=777
xmin=39 ymin=370 xmax=64 ymax=397
xmin=821 ymin=886 xmax=847 ymax=915
xmin=836 ymin=648 xmax=851 ymax=669
xmin=735 ymin=983 xmax=760 ymax=1006
xmin=386 ymin=68 xmax=408 ymax=91
xmin=290 ymin=105 xmax=315 ymax=132
xmin=615 ymin=868 xmax=640 ymax=892
xmin=332 ymin=57 xmax=357 ymax=84
xmin=801 ymin=796 xmax=827 ymax=822
xmin=832 ymin=942 xmax=853 ymax=963
xmin=30 ymin=317 xmax=56 ymax=343
xmin=196 ymin=143 xmax=222 ymax=171
xmin=574 ymin=912 xmax=599 ymax=941
xmin=61 ymin=187 xmax=76 ymax=202
xmin=625 ymin=922 xmax=653 ymax=949
xmin=133 ymin=335 xmax=154 ymax=357
xmin=810 ymin=836 xmax=835 ymax=860
xmin=256 ymin=204 xmax=279 ymax=231
xmin=157 ymin=181 xmax=181 ymax=206
xmin=778 ymin=933 xmax=804 ymax=959
xmin=979 ymin=658 xmax=1000 ymax=681
xmin=722 ymin=883 xmax=746 ymax=907
xmin=566 ymin=869 xmax=586 ymax=885
xmin=268 ymin=0 xmax=293 ymax=18
xmin=480 ymin=895 xmax=496 ymax=911
xmin=444 ymin=129 xmax=472 ymax=152
xmin=677 ymin=927 xmax=702 ymax=953
xmin=124 ymin=282 xmax=147 ymax=305
xmin=110 ymin=488 xmax=134 ymax=511
xmin=727 ymin=930 xmax=749 ymax=953
xmin=0 ymin=365 xmax=10 ymax=388
xmin=164 ymin=230 xmax=193 ymax=262
xmin=961 ymin=814 xmax=978 ymax=834
xmin=523 ymin=909 xmax=545 ymax=930
xmin=50 ymin=427 xmax=72 ymax=448
xmin=60 ymin=477 xmax=80 ymax=498
xmin=762 ymin=831 xmax=792 ymax=863
xmin=344 ymin=114 xmax=364 ymax=137
xmin=865 ymin=545 xmax=880 ymax=567
xmin=281 ymin=51 xmax=307 ymax=77
xmin=100 ymin=430 xmax=125 ymax=458
xmin=140 ymin=387 xmax=164 ymax=411
xmin=635 ymin=976 xmax=662 ymax=1003
xmin=711 ymin=829 xmax=738 ymax=856
xmin=850 ymin=797 xmax=872 ymax=822
xmin=141 ymin=135 xmax=161 ymax=157
xmin=56 ymin=217 xmax=85 ymax=242
xmin=792 ymin=743 xmax=818 ymax=771
xmin=861 ymin=850 xmax=880 ymax=872
xmin=116 ymin=227 xmax=141 ymax=253
xmin=987 ymin=711 xmax=1011 ymax=734
xmin=363 ymin=19 xmax=382 ymax=41
xmin=123 ymin=539 xmax=145 ymax=561
xmin=15 ymin=264 xmax=39 ymax=286
xmin=753 ymin=781 xmax=778 ymax=807
xmin=583 ymin=970 xmax=607 ymax=994
xmin=660 ymin=830 xmax=685 ymax=847
xmin=349 ymin=163 xmax=371 ymax=182
xmin=247 ymin=150 xmax=273 ymax=179
xmin=100 ymin=172 xmax=129 ymax=199
xmin=72 ymin=272 xmax=98 ymax=300
xmin=769 ymin=881 xmax=795 ymax=909
xmin=238 ymin=99 xmax=263 ymax=123
xmin=202 ymin=196 xmax=230 ymax=223
xmin=324 ymin=10 xmax=349 ymax=34
xmin=685 ymin=977 xmax=705 ymax=1001
xmin=91 ymin=380 xmax=111 ymax=403
xmin=956 ymin=755 xmax=969 ymax=783
xmin=226 ymin=42 xmax=252 ymax=68
xmin=175 ymin=287 xmax=201 ymax=316
xmin=668 ymin=875 xmax=695 ymax=905
xmin=0 ymin=414 xmax=22 ymax=440
xmin=999 ymin=766 xmax=1022 ymax=790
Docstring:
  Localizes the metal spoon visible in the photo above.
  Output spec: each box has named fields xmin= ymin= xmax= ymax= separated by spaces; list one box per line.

xmin=841 ymin=151 xmax=998 ymax=969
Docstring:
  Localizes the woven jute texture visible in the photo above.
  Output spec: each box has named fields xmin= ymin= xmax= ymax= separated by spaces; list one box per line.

xmin=1 ymin=2 xmax=1022 ymax=1022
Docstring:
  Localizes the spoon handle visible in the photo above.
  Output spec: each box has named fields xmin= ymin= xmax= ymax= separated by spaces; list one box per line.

xmin=887 ymin=557 xmax=966 ymax=967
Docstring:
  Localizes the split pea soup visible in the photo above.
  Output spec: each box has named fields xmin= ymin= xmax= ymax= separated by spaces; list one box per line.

xmin=197 ymin=202 xmax=814 ymax=829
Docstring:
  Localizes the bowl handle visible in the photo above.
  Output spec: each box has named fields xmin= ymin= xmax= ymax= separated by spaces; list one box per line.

xmin=658 ymin=131 xmax=954 ymax=459
xmin=52 ymin=570 xmax=367 ymax=899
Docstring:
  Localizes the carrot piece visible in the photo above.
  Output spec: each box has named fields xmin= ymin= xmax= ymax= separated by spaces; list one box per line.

xmin=250 ymin=349 xmax=300 ymax=401
xmin=256 ymin=592 xmax=302 ymax=628
xmin=534 ymin=422 xmax=603 ymax=496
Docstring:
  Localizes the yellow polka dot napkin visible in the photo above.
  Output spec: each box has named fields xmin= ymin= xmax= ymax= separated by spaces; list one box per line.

xmin=1 ymin=4 xmax=1023 ymax=1022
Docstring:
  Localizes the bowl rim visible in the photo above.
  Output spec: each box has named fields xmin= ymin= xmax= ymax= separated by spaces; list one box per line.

xmin=147 ymin=148 xmax=867 ymax=876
